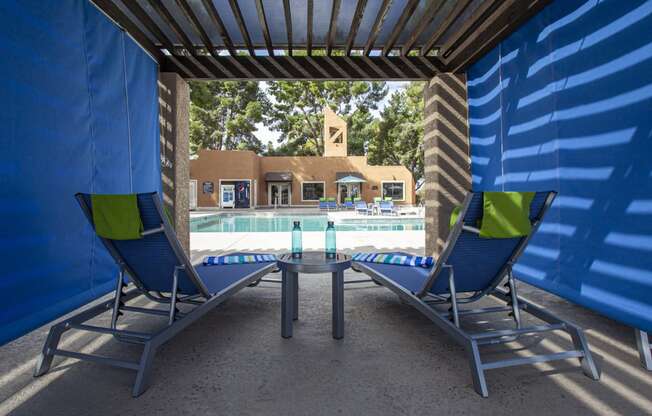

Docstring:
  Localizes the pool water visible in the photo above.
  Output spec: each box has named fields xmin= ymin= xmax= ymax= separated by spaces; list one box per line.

xmin=190 ymin=214 xmax=424 ymax=233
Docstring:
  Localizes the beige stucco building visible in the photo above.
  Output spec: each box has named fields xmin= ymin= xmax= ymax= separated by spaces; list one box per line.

xmin=190 ymin=109 xmax=415 ymax=208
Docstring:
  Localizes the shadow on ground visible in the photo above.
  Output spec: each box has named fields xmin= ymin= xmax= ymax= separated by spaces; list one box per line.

xmin=1 ymin=246 xmax=651 ymax=415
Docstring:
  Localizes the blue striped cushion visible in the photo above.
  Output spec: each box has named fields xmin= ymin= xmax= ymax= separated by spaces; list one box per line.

xmin=352 ymin=252 xmax=434 ymax=268
xmin=203 ymin=254 xmax=277 ymax=266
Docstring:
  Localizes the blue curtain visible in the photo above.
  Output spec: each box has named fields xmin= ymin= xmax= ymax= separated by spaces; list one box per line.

xmin=0 ymin=0 xmax=161 ymax=345
xmin=467 ymin=0 xmax=652 ymax=332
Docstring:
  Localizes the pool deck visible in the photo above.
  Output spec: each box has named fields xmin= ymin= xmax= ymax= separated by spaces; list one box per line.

xmin=190 ymin=206 xmax=425 ymax=221
xmin=1 ymin=231 xmax=651 ymax=415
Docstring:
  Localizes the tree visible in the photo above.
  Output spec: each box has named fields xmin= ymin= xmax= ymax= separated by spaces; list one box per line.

xmin=266 ymin=80 xmax=387 ymax=155
xmin=368 ymin=82 xmax=425 ymax=181
xmin=189 ymin=81 xmax=270 ymax=154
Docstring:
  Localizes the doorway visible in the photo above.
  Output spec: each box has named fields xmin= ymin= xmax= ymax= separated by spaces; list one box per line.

xmin=268 ymin=182 xmax=291 ymax=206
xmin=338 ymin=183 xmax=361 ymax=204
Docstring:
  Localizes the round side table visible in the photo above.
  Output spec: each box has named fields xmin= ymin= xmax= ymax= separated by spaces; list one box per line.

xmin=276 ymin=252 xmax=351 ymax=339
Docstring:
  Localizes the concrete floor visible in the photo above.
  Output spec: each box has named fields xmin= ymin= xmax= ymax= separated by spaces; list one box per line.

xmin=1 ymin=266 xmax=652 ymax=415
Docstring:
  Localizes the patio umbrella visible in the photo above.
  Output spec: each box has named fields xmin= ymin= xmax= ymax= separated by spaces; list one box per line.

xmin=334 ymin=175 xmax=366 ymax=183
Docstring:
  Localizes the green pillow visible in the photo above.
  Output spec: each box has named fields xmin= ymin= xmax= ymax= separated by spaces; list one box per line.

xmin=91 ymin=194 xmax=143 ymax=240
xmin=327 ymin=197 xmax=336 ymax=202
xmin=384 ymin=197 xmax=393 ymax=201
xmin=319 ymin=197 xmax=326 ymax=202
xmin=449 ymin=205 xmax=462 ymax=229
xmin=373 ymin=197 xmax=382 ymax=202
xmin=353 ymin=197 xmax=362 ymax=202
xmin=479 ymin=192 xmax=535 ymax=239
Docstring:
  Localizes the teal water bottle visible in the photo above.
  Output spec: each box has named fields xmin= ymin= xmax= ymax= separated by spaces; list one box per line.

xmin=292 ymin=221 xmax=302 ymax=258
xmin=325 ymin=221 xmax=336 ymax=259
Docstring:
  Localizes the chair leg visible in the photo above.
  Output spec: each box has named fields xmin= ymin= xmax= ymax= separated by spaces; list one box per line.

xmin=132 ymin=341 xmax=158 ymax=397
xmin=467 ymin=340 xmax=488 ymax=398
xmin=568 ymin=325 xmax=601 ymax=380
xmin=635 ymin=329 xmax=652 ymax=371
xmin=34 ymin=323 xmax=66 ymax=377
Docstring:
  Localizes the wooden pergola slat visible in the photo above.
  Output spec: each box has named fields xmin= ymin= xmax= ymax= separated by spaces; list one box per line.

xmin=90 ymin=0 xmax=552 ymax=79
xmin=420 ymin=0 xmax=473 ymax=56
xmin=363 ymin=0 xmax=393 ymax=56
xmin=445 ymin=0 xmax=552 ymax=72
xmin=382 ymin=0 xmax=419 ymax=56
xmin=199 ymin=0 xmax=236 ymax=55
xmin=283 ymin=0 xmax=293 ymax=56
xmin=307 ymin=0 xmax=314 ymax=55
xmin=160 ymin=56 xmax=441 ymax=80
xmin=345 ymin=0 xmax=368 ymax=56
xmin=326 ymin=0 xmax=342 ymax=56
xmin=254 ymin=0 xmax=274 ymax=56
xmin=400 ymin=0 xmax=446 ymax=56
xmin=227 ymin=0 xmax=255 ymax=55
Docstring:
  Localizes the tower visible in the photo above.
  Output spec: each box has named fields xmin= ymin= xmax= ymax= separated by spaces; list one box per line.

xmin=323 ymin=107 xmax=347 ymax=157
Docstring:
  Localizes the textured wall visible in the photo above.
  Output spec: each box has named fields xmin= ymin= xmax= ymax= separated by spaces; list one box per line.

xmin=423 ymin=73 xmax=471 ymax=256
xmin=159 ymin=73 xmax=190 ymax=254
xmin=190 ymin=150 xmax=416 ymax=206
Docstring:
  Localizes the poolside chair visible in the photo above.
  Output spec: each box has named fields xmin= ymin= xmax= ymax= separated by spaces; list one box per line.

xmin=327 ymin=197 xmax=337 ymax=210
xmin=319 ymin=198 xmax=328 ymax=210
xmin=343 ymin=197 xmax=354 ymax=210
xmin=355 ymin=200 xmax=370 ymax=215
xmin=379 ymin=200 xmax=396 ymax=216
xmin=34 ymin=192 xmax=277 ymax=397
xmin=352 ymin=191 xmax=600 ymax=397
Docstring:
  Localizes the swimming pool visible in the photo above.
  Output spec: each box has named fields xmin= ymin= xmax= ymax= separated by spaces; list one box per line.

xmin=190 ymin=214 xmax=424 ymax=233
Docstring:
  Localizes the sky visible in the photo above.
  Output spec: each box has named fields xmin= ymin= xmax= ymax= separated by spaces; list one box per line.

xmin=254 ymin=81 xmax=409 ymax=144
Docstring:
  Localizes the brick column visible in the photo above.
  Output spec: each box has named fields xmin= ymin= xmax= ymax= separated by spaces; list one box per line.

xmin=158 ymin=72 xmax=190 ymax=254
xmin=423 ymin=73 xmax=472 ymax=257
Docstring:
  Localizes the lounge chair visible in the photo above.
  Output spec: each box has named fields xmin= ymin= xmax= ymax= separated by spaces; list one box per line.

xmin=343 ymin=197 xmax=354 ymax=210
xmin=319 ymin=198 xmax=328 ymax=210
xmin=34 ymin=192 xmax=276 ymax=397
xmin=379 ymin=200 xmax=396 ymax=215
xmin=355 ymin=200 xmax=370 ymax=215
xmin=352 ymin=191 xmax=600 ymax=397
xmin=327 ymin=197 xmax=337 ymax=210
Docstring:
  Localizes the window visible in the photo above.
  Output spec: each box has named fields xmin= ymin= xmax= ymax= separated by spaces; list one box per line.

xmin=301 ymin=182 xmax=325 ymax=201
xmin=382 ymin=181 xmax=405 ymax=201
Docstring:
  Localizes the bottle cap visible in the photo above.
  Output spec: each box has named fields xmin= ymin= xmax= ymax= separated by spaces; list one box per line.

xmin=294 ymin=221 xmax=300 ymax=226
xmin=328 ymin=221 xmax=334 ymax=226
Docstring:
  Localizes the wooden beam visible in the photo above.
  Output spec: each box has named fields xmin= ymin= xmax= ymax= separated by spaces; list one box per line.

xmin=145 ymin=0 xmax=196 ymax=55
xmin=307 ymin=0 xmax=313 ymax=55
xmin=228 ymin=0 xmax=255 ymax=55
xmin=437 ymin=0 xmax=502 ymax=60
xmin=326 ymin=0 xmax=342 ymax=55
xmin=89 ymin=0 xmax=161 ymax=60
xmin=363 ymin=0 xmax=393 ymax=56
xmin=283 ymin=0 xmax=293 ymax=55
xmin=345 ymin=0 xmax=368 ymax=55
xmin=175 ymin=0 xmax=216 ymax=55
xmin=382 ymin=0 xmax=419 ymax=56
xmin=445 ymin=0 xmax=552 ymax=72
xmin=254 ymin=0 xmax=274 ymax=56
xmin=420 ymin=0 xmax=472 ymax=56
xmin=199 ymin=0 xmax=236 ymax=55
xmin=117 ymin=0 xmax=176 ymax=53
xmin=401 ymin=0 xmax=446 ymax=56
xmin=160 ymin=56 xmax=439 ymax=80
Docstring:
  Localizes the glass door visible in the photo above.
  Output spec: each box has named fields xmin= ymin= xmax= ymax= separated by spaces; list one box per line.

xmin=269 ymin=183 xmax=291 ymax=206
xmin=280 ymin=184 xmax=290 ymax=205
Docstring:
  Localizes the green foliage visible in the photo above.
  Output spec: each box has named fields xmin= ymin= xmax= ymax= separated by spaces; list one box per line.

xmin=188 ymin=81 xmax=270 ymax=154
xmin=266 ymin=81 xmax=387 ymax=156
xmin=368 ymin=82 xmax=425 ymax=181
